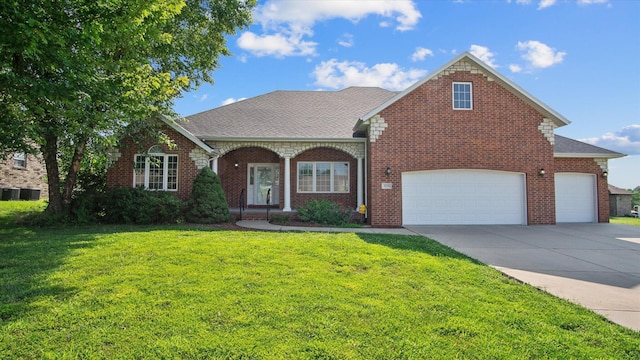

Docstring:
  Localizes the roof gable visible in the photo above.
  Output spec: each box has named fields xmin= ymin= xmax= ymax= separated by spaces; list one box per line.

xmin=356 ymin=52 xmax=571 ymax=131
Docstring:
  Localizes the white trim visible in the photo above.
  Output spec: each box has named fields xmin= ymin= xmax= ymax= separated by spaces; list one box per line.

xmin=452 ymin=82 xmax=473 ymax=110
xmin=133 ymin=153 xmax=178 ymax=191
xmin=554 ymin=152 xmax=624 ymax=159
xmin=297 ymin=161 xmax=350 ymax=193
xmin=356 ymin=157 xmax=363 ymax=211
xmin=159 ymin=115 xmax=217 ymax=155
xmin=283 ymin=157 xmax=291 ymax=211
xmin=12 ymin=152 xmax=26 ymax=168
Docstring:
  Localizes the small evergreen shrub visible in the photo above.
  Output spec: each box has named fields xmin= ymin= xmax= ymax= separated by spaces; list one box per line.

xmin=297 ymin=199 xmax=350 ymax=225
xmin=184 ymin=167 xmax=230 ymax=224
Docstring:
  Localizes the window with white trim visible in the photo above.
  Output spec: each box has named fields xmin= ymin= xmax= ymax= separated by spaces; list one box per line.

xmin=453 ymin=82 xmax=472 ymax=110
xmin=297 ymin=162 xmax=349 ymax=193
xmin=13 ymin=152 xmax=26 ymax=168
xmin=133 ymin=146 xmax=178 ymax=191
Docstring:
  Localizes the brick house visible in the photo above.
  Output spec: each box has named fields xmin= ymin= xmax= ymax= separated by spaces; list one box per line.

xmin=106 ymin=52 xmax=623 ymax=226
xmin=0 ymin=152 xmax=48 ymax=200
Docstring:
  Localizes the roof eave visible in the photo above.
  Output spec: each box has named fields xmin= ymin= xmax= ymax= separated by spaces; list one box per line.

xmin=554 ymin=152 xmax=626 ymax=159
xmin=201 ymin=137 xmax=367 ymax=143
xmin=159 ymin=115 xmax=218 ymax=155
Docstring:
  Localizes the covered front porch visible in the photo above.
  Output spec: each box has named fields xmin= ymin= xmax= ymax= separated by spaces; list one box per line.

xmin=206 ymin=140 xmax=366 ymax=213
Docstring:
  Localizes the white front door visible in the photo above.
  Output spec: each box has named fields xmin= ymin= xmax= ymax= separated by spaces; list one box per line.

xmin=248 ymin=164 xmax=279 ymax=205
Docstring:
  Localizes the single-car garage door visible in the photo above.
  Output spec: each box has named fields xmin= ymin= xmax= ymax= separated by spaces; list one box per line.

xmin=555 ymin=173 xmax=597 ymax=223
xmin=402 ymin=170 xmax=527 ymax=225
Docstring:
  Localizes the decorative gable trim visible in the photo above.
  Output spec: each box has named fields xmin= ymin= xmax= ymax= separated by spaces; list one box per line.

xmin=189 ymin=148 xmax=210 ymax=169
xmin=594 ymin=158 xmax=608 ymax=172
xmin=538 ymin=118 xmax=556 ymax=145
xmin=369 ymin=115 xmax=388 ymax=143
xmin=432 ymin=59 xmax=494 ymax=82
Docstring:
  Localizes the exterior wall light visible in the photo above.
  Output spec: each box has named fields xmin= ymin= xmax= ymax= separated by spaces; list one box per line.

xmin=234 ymin=161 xmax=239 ymax=169
xmin=539 ymin=168 xmax=545 ymax=176
xmin=385 ymin=166 xmax=391 ymax=176
xmin=602 ymin=170 xmax=608 ymax=178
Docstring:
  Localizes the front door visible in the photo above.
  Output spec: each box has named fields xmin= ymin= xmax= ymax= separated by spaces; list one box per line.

xmin=247 ymin=163 xmax=279 ymax=206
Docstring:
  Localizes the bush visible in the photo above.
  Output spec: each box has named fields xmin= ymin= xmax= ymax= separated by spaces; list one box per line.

xmin=297 ymin=199 xmax=350 ymax=226
xmin=102 ymin=187 xmax=181 ymax=224
xmin=184 ymin=167 xmax=230 ymax=224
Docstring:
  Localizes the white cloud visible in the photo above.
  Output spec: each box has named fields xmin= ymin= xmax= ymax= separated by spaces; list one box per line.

xmin=312 ymin=59 xmax=427 ymax=91
xmin=509 ymin=64 xmax=523 ymax=73
xmin=237 ymin=31 xmax=317 ymax=58
xmin=255 ymin=0 xmax=421 ymax=31
xmin=469 ymin=45 xmax=498 ymax=68
xmin=221 ymin=97 xmax=248 ymax=106
xmin=337 ymin=33 xmax=354 ymax=48
xmin=199 ymin=94 xmax=209 ymax=102
xmin=411 ymin=47 xmax=434 ymax=62
xmin=238 ymin=1 xmax=421 ymax=58
xmin=538 ymin=0 xmax=557 ymax=9
xmin=516 ymin=40 xmax=566 ymax=68
xmin=581 ymin=125 xmax=640 ymax=155
xmin=577 ymin=0 xmax=609 ymax=4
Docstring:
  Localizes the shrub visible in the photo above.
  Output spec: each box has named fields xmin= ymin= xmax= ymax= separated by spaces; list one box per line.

xmin=184 ymin=167 xmax=230 ymax=224
xmin=96 ymin=187 xmax=181 ymax=224
xmin=297 ymin=199 xmax=350 ymax=225
xmin=269 ymin=214 xmax=290 ymax=224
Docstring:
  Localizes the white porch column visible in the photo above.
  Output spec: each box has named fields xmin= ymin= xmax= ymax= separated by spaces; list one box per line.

xmin=209 ymin=157 xmax=218 ymax=174
xmin=356 ymin=157 xmax=364 ymax=210
xmin=283 ymin=156 xmax=292 ymax=211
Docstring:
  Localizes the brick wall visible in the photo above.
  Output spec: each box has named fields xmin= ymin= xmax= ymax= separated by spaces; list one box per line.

xmin=106 ymin=126 xmax=202 ymax=200
xmin=0 ymin=153 xmax=49 ymax=199
xmin=368 ymin=70 xmax=556 ymax=227
xmin=554 ymin=157 xmax=609 ymax=223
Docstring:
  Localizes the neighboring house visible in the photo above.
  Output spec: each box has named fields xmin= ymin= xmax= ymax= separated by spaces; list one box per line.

xmin=0 ymin=152 xmax=48 ymax=199
xmin=106 ymin=52 xmax=624 ymax=226
xmin=608 ymin=184 xmax=633 ymax=217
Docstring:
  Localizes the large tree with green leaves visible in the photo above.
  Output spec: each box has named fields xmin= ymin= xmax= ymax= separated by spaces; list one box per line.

xmin=0 ymin=0 xmax=254 ymax=214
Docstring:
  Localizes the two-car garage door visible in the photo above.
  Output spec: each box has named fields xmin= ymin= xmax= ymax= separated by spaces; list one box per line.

xmin=402 ymin=170 xmax=527 ymax=225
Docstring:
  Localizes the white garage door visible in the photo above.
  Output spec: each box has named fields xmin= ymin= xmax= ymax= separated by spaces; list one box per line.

xmin=555 ymin=173 xmax=597 ymax=223
xmin=402 ymin=170 xmax=527 ymax=225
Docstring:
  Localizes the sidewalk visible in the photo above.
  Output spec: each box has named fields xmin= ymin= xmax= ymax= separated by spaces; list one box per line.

xmin=236 ymin=220 xmax=416 ymax=235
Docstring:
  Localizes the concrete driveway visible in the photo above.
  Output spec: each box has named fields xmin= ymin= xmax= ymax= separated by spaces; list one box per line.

xmin=405 ymin=223 xmax=640 ymax=331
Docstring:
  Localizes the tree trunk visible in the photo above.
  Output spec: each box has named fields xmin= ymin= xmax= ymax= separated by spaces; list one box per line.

xmin=42 ymin=132 xmax=64 ymax=215
xmin=62 ymin=139 xmax=87 ymax=207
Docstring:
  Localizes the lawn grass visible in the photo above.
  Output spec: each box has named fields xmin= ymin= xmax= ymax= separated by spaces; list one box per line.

xmin=611 ymin=216 xmax=640 ymax=226
xmin=1 ymin=202 xmax=639 ymax=358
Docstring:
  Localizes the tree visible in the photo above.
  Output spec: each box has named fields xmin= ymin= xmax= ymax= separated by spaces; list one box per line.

xmin=0 ymin=0 xmax=255 ymax=215
xmin=184 ymin=167 xmax=229 ymax=223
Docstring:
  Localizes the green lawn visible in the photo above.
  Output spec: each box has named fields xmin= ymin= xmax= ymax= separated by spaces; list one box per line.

xmin=1 ymin=202 xmax=638 ymax=359
xmin=611 ymin=216 xmax=640 ymax=226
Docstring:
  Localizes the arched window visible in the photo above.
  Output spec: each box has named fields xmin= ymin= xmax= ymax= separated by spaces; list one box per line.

xmin=133 ymin=146 xmax=178 ymax=191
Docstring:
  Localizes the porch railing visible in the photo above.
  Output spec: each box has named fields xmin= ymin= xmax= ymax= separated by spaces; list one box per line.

xmin=266 ymin=188 xmax=271 ymax=222
xmin=238 ymin=188 xmax=245 ymax=221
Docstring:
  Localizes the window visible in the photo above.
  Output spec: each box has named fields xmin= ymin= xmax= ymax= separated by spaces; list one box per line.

xmin=13 ymin=152 xmax=26 ymax=168
xmin=297 ymin=162 xmax=349 ymax=193
xmin=133 ymin=146 xmax=178 ymax=191
xmin=453 ymin=82 xmax=472 ymax=110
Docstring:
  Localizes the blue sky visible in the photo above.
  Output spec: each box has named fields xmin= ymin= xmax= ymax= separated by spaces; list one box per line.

xmin=174 ymin=0 xmax=640 ymax=189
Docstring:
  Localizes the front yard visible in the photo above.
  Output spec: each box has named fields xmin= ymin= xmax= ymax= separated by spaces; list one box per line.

xmin=1 ymin=202 xmax=638 ymax=359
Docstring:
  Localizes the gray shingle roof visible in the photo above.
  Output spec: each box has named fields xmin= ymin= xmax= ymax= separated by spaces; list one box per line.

xmin=180 ymin=87 xmax=398 ymax=140
xmin=554 ymin=135 xmax=624 ymax=158
xmin=608 ymin=184 xmax=633 ymax=195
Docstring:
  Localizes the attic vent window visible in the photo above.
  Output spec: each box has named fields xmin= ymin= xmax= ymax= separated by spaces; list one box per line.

xmin=453 ymin=82 xmax=472 ymax=110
